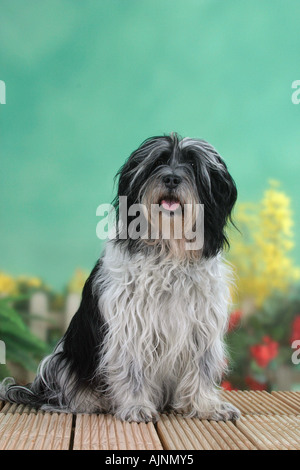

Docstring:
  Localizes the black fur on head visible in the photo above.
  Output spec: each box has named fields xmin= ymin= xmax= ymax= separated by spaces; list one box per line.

xmin=113 ymin=133 xmax=237 ymax=259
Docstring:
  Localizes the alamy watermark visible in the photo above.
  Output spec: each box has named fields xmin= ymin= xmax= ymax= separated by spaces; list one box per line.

xmin=0 ymin=340 xmax=6 ymax=364
xmin=291 ymin=340 xmax=300 ymax=365
xmin=96 ymin=197 xmax=204 ymax=250
xmin=291 ymin=80 xmax=300 ymax=104
xmin=0 ymin=80 xmax=6 ymax=105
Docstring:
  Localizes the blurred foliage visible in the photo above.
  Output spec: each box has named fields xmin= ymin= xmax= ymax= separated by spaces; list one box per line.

xmin=0 ymin=270 xmax=88 ymax=381
xmin=225 ymin=287 xmax=300 ymax=391
xmin=0 ymin=296 xmax=47 ymax=380
xmin=0 ymin=271 xmax=45 ymax=298
xmin=0 ymin=274 xmax=62 ymax=380
xmin=224 ymin=181 xmax=300 ymax=390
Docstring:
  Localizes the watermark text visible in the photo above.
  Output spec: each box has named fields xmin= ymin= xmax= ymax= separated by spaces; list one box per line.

xmin=0 ymin=80 xmax=6 ymax=105
xmin=291 ymin=80 xmax=300 ymax=104
xmin=0 ymin=340 xmax=6 ymax=364
xmin=291 ymin=340 xmax=300 ymax=364
xmin=96 ymin=197 xmax=204 ymax=251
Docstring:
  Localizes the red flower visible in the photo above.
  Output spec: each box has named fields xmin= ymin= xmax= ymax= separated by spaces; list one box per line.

xmin=245 ymin=376 xmax=267 ymax=391
xmin=228 ymin=310 xmax=242 ymax=332
xmin=221 ymin=381 xmax=234 ymax=391
xmin=250 ymin=336 xmax=279 ymax=368
xmin=290 ymin=315 xmax=300 ymax=345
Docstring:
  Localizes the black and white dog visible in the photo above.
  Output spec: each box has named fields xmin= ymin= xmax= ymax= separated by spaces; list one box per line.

xmin=1 ymin=133 xmax=240 ymax=422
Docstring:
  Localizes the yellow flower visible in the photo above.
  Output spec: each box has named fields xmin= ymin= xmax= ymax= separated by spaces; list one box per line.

xmin=17 ymin=275 xmax=42 ymax=289
xmin=26 ymin=277 xmax=42 ymax=288
xmin=0 ymin=271 xmax=17 ymax=295
xmin=228 ymin=182 xmax=299 ymax=309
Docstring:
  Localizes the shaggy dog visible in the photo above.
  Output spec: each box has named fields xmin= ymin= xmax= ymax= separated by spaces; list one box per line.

xmin=0 ymin=133 xmax=240 ymax=422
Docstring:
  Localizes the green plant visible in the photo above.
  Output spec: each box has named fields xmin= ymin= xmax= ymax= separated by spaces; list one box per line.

xmin=0 ymin=296 xmax=48 ymax=380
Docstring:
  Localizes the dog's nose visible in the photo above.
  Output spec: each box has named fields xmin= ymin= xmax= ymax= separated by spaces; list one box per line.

xmin=163 ymin=174 xmax=182 ymax=189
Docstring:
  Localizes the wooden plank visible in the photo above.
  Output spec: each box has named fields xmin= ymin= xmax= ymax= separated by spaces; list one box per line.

xmin=0 ymin=401 xmax=38 ymax=415
xmin=275 ymin=415 xmax=300 ymax=446
xmin=97 ymin=414 xmax=109 ymax=450
xmin=0 ymin=413 xmax=21 ymax=449
xmin=73 ymin=414 xmax=90 ymax=450
xmin=0 ymin=411 xmax=73 ymax=450
xmin=242 ymin=391 xmax=277 ymax=415
xmin=128 ymin=422 xmax=145 ymax=450
xmin=90 ymin=414 xmax=101 ymax=450
xmin=0 ymin=393 xmax=300 ymax=450
xmin=41 ymin=413 xmax=73 ymax=450
xmin=235 ymin=415 xmax=300 ymax=450
xmin=218 ymin=420 xmax=256 ymax=450
xmin=6 ymin=414 xmax=37 ymax=450
xmin=209 ymin=420 xmax=240 ymax=450
xmin=0 ymin=402 xmax=16 ymax=414
xmin=156 ymin=415 xmax=179 ymax=450
xmin=271 ymin=391 xmax=300 ymax=414
xmin=235 ymin=418 xmax=269 ymax=450
xmin=245 ymin=416 xmax=287 ymax=450
xmin=52 ymin=413 xmax=73 ymax=450
xmin=200 ymin=420 xmax=233 ymax=450
xmin=255 ymin=416 xmax=297 ymax=450
xmin=165 ymin=414 xmax=197 ymax=450
xmin=156 ymin=414 xmax=257 ymax=450
xmin=190 ymin=418 xmax=222 ymax=450
xmin=106 ymin=414 xmax=120 ymax=450
xmin=222 ymin=390 xmax=257 ymax=415
xmin=139 ymin=421 xmax=163 ymax=450
xmin=289 ymin=391 xmax=300 ymax=403
xmin=260 ymin=390 xmax=298 ymax=415
xmin=222 ymin=390 xmax=299 ymax=415
xmin=114 ymin=418 xmax=128 ymax=449
xmin=173 ymin=415 xmax=214 ymax=450
xmin=122 ymin=421 xmax=141 ymax=450
xmin=32 ymin=413 xmax=52 ymax=450
xmin=72 ymin=414 xmax=163 ymax=450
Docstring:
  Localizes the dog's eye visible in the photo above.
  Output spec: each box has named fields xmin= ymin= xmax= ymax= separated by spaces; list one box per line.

xmin=155 ymin=159 xmax=165 ymax=168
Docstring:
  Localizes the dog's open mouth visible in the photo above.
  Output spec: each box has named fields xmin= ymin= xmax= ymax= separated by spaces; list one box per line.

xmin=159 ymin=198 xmax=181 ymax=212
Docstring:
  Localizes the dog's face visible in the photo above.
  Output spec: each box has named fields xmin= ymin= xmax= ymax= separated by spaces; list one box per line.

xmin=113 ymin=133 xmax=237 ymax=259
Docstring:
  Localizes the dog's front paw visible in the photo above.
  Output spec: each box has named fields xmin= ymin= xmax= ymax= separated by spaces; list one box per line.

xmin=116 ymin=405 xmax=159 ymax=423
xmin=175 ymin=401 xmax=240 ymax=421
xmin=208 ymin=402 xmax=240 ymax=421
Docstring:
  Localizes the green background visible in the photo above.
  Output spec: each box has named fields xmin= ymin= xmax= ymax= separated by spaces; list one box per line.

xmin=1 ymin=0 xmax=300 ymax=290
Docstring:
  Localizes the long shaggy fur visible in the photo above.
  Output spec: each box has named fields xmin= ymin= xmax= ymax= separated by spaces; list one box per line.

xmin=0 ymin=133 xmax=240 ymax=421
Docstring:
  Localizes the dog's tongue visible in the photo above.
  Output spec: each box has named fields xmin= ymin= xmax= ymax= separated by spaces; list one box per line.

xmin=161 ymin=200 xmax=180 ymax=211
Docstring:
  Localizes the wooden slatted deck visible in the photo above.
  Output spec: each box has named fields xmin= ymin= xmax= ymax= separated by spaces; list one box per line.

xmin=0 ymin=391 xmax=300 ymax=450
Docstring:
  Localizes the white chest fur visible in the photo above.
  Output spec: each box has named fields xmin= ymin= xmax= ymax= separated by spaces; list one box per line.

xmin=93 ymin=242 xmax=231 ymax=382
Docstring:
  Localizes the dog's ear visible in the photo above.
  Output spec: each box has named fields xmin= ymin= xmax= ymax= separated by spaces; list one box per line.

xmin=112 ymin=147 xmax=141 ymax=211
xmin=203 ymin=160 xmax=237 ymax=258
xmin=186 ymin=141 xmax=237 ymax=258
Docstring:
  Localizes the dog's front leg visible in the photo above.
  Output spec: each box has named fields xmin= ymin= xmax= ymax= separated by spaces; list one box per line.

xmin=106 ymin=361 xmax=159 ymax=422
xmin=172 ymin=349 xmax=240 ymax=421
